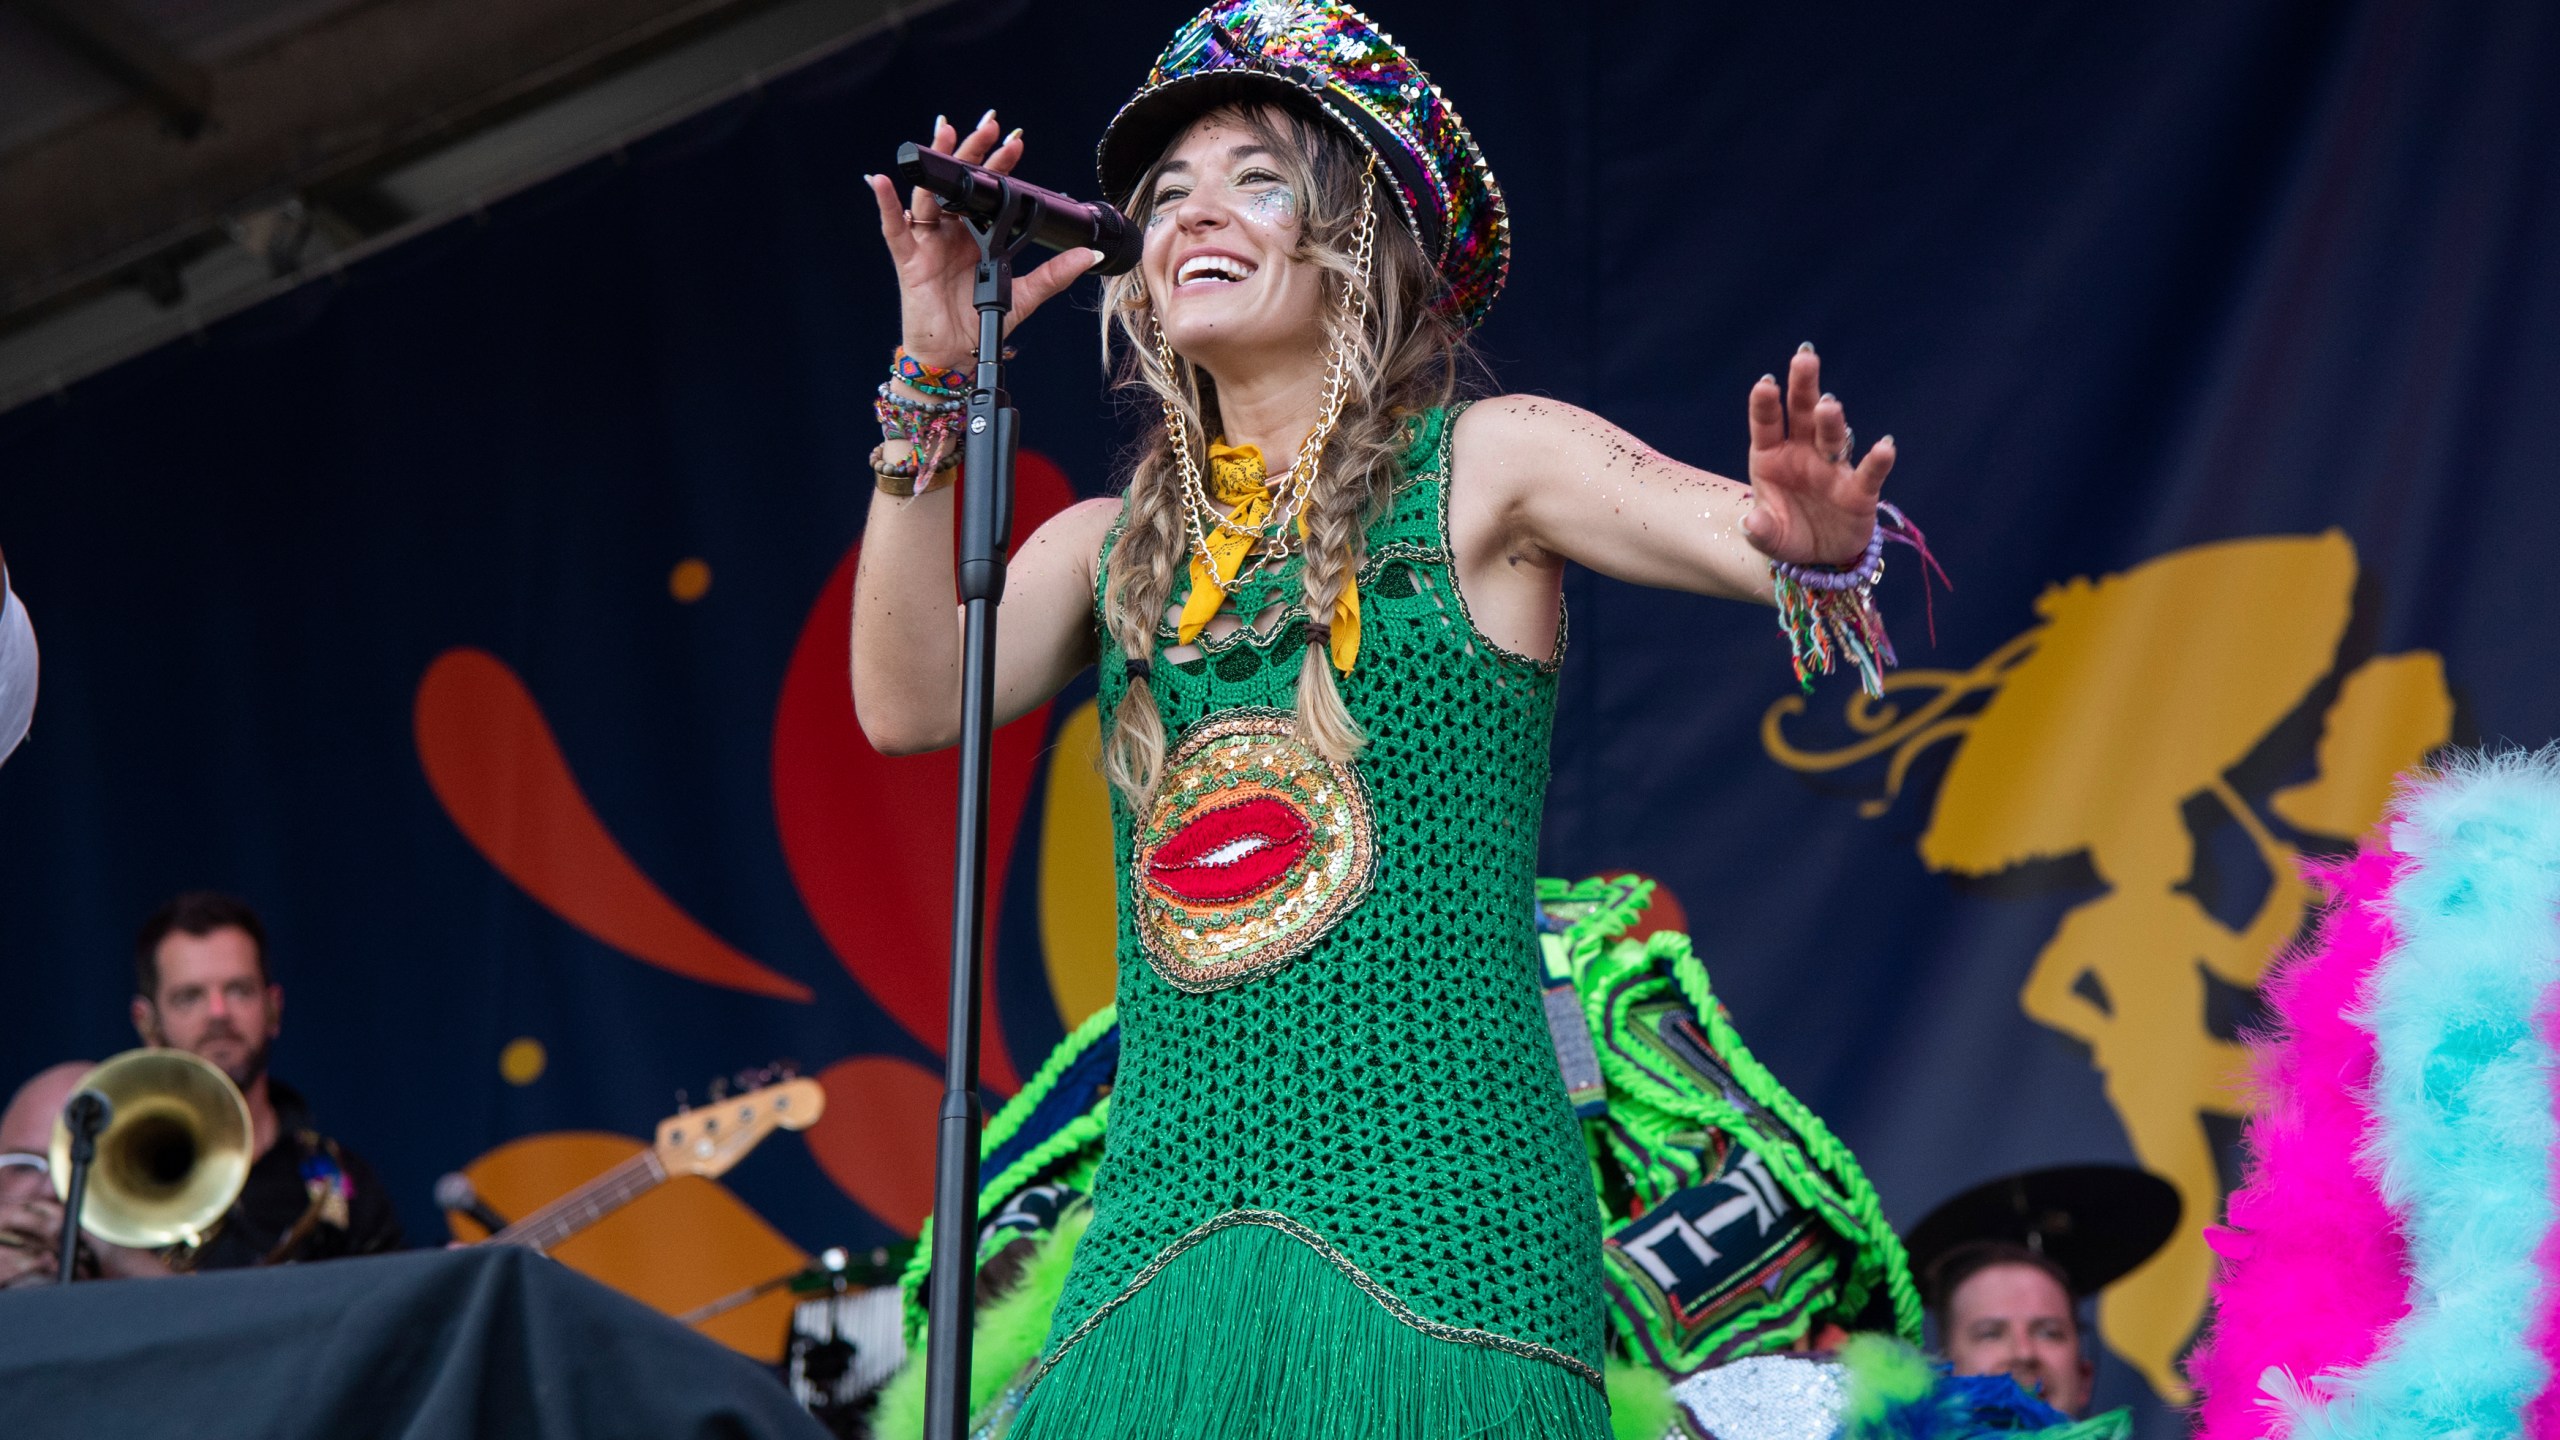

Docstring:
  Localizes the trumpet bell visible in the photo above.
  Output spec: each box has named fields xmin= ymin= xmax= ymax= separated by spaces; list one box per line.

xmin=51 ymin=1048 xmax=252 ymax=1250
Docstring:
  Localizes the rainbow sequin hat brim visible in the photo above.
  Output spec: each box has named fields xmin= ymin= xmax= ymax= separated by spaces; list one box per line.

xmin=1097 ymin=1 xmax=1510 ymax=331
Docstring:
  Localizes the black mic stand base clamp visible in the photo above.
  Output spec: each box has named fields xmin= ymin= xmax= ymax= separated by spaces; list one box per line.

xmin=921 ymin=179 xmax=1037 ymax=1440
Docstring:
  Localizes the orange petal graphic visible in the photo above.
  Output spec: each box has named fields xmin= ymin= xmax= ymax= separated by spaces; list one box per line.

xmin=417 ymin=647 xmax=813 ymax=1002
xmin=802 ymin=1054 xmax=941 ymax=1236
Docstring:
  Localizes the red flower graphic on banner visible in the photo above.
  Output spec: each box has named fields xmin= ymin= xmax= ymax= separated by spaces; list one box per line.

xmin=414 ymin=453 xmax=1086 ymax=1234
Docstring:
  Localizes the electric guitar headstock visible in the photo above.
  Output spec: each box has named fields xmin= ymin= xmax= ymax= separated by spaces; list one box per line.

xmin=654 ymin=1063 xmax=826 ymax=1180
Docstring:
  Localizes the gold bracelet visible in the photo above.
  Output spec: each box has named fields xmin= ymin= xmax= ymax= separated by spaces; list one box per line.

xmin=871 ymin=439 xmax=958 ymax=497
xmin=874 ymin=465 xmax=958 ymax=498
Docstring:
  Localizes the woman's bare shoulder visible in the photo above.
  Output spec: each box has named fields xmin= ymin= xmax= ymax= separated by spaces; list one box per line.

xmin=1450 ymin=393 xmax=1613 ymax=469
xmin=1028 ymin=495 xmax=1125 ymax=547
xmin=1051 ymin=494 xmax=1126 ymax=533
xmin=1447 ymin=393 xmax=1608 ymax=511
xmin=1456 ymin=392 xmax=1607 ymax=437
xmin=1012 ymin=495 xmax=1125 ymax=586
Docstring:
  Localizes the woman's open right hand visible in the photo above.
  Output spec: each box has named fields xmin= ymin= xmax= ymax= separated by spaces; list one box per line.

xmin=865 ymin=111 xmax=1101 ymax=370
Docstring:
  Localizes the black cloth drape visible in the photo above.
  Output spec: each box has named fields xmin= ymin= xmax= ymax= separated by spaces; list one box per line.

xmin=0 ymin=1247 xmax=827 ymax=1440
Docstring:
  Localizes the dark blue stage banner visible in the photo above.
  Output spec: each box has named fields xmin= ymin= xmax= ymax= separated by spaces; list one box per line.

xmin=2 ymin=1 xmax=2553 ymax=1427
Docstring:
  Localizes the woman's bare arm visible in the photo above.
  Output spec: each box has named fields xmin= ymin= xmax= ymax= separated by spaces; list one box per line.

xmin=847 ymin=108 xmax=1115 ymax=755
xmin=1452 ymin=349 xmax=1895 ymax=613
xmin=851 ymin=494 xmax=1117 ymax=755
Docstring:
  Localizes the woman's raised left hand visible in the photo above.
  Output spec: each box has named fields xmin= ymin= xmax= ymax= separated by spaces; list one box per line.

xmin=1740 ymin=347 xmax=1895 ymax=568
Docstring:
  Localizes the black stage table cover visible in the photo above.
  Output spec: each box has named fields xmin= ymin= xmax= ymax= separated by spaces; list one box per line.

xmin=0 ymin=1247 xmax=831 ymax=1440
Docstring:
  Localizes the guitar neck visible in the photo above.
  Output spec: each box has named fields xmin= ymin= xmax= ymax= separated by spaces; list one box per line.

xmin=486 ymin=1149 xmax=669 ymax=1253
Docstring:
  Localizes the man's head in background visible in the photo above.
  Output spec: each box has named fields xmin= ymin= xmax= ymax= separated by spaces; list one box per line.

xmin=1931 ymin=1239 xmax=2095 ymax=1417
xmin=132 ymin=893 xmax=280 ymax=1091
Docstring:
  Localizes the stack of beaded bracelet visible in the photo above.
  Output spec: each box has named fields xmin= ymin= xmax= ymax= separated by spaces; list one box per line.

xmin=873 ymin=383 xmax=963 ymax=497
xmin=1770 ymin=500 xmax=1943 ymax=698
xmin=873 ymin=348 xmax=972 ymax=496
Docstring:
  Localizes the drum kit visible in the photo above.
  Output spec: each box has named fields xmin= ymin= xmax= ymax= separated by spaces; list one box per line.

xmin=780 ymin=1245 xmax=913 ymax=1436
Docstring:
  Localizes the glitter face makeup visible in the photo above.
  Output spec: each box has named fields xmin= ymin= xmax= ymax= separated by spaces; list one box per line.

xmin=1247 ymin=185 xmax=1298 ymax=227
xmin=1138 ymin=117 xmax=1337 ymax=371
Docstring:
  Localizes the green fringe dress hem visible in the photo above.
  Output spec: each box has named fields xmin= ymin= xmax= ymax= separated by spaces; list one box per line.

xmin=1006 ymin=1220 xmax=1612 ymax=1440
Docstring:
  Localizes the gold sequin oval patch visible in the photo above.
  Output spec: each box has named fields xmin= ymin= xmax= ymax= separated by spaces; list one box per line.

xmin=1131 ymin=711 xmax=1376 ymax=991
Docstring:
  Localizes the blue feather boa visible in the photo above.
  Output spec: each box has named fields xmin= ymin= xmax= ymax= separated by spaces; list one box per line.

xmin=2293 ymin=749 xmax=2560 ymax=1440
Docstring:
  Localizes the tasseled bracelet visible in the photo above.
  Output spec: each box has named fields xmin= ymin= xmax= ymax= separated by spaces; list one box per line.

xmin=1769 ymin=501 xmax=1946 ymax=698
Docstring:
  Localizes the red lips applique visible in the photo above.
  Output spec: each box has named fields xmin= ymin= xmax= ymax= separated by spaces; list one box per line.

xmin=1147 ymin=795 xmax=1312 ymax=904
xmin=1129 ymin=712 xmax=1376 ymax=992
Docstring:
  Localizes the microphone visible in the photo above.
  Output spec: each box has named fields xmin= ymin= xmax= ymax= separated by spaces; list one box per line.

xmin=894 ymin=143 xmax=1143 ymax=276
xmin=63 ymin=1090 xmax=111 ymax=1136
xmin=434 ymin=1172 xmax=511 ymax=1236
xmin=56 ymin=1091 xmax=112 ymax=1286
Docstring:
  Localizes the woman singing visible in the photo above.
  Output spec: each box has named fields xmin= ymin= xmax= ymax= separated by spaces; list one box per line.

xmin=852 ymin=3 xmax=1911 ymax=1434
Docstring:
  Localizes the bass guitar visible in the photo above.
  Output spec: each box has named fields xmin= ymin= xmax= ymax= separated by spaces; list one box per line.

xmin=447 ymin=1069 xmax=826 ymax=1359
xmin=478 ymin=1073 xmax=827 ymax=1253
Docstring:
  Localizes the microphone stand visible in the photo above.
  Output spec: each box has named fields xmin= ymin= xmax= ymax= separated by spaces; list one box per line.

xmin=56 ymin=1090 xmax=109 ymax=1286
xmin=923 ymin=178 xmax=1035 ymax=1440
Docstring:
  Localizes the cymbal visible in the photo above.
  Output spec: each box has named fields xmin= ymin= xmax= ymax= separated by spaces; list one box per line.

xmin=1904 ymin=1164 xmax=2181 ymax=1298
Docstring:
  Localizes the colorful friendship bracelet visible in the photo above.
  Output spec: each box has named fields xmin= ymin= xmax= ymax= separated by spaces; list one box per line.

xmin=892 ymin=346 xmax=972 ymax=399
xmin=1771 ymin=501 xmax=1945 ymax=700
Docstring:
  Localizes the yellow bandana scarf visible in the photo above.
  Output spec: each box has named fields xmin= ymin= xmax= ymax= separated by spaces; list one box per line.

xmin=1177 ymin=441 xmax=1361 ymax=674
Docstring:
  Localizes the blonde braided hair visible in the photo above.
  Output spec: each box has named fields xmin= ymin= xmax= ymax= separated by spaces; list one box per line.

xmin=1098 ymin=101 xmax=1475 ymax=804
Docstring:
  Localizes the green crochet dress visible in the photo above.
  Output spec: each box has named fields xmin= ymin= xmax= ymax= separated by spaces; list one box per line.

xmin=1007 ymin=406 xmax=1611 ymax=1438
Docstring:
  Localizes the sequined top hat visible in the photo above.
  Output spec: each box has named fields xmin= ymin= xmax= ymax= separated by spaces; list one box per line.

xmin=1097 ymin=1 xmax=1510 ymax=330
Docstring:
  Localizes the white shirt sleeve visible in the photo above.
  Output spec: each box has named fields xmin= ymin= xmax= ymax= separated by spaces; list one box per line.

xmin=0 ymin=579 xmax=36 ymax=766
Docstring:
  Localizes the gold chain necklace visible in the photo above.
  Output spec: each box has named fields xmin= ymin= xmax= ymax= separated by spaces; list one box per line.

xmin=1158 ymin=159 xmax=1379 ymax=597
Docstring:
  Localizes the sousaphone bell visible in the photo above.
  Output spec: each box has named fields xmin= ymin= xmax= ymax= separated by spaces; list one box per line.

xmin=50 ymin=1047 xmax=252 ymax=1250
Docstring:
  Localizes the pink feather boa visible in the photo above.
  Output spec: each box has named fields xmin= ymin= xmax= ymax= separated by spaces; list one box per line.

xmin=2189 ymin=848 xmax=2412 ymax=1439
xmin=2530 ymin=985 xmax=2560 ymax=1439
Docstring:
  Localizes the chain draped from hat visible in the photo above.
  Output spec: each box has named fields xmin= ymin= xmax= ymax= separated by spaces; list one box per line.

xmin=1154 ymin=156 xmax=1378 ymax=676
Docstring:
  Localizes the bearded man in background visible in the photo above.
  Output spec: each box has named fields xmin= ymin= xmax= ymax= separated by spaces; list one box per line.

xmin=0 ymin=893 xmax=401 ymax=1280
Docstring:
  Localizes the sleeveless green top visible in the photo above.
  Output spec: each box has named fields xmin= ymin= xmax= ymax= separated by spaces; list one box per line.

xmin=1051 ymin=405 xmax=1605 ymax=1388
